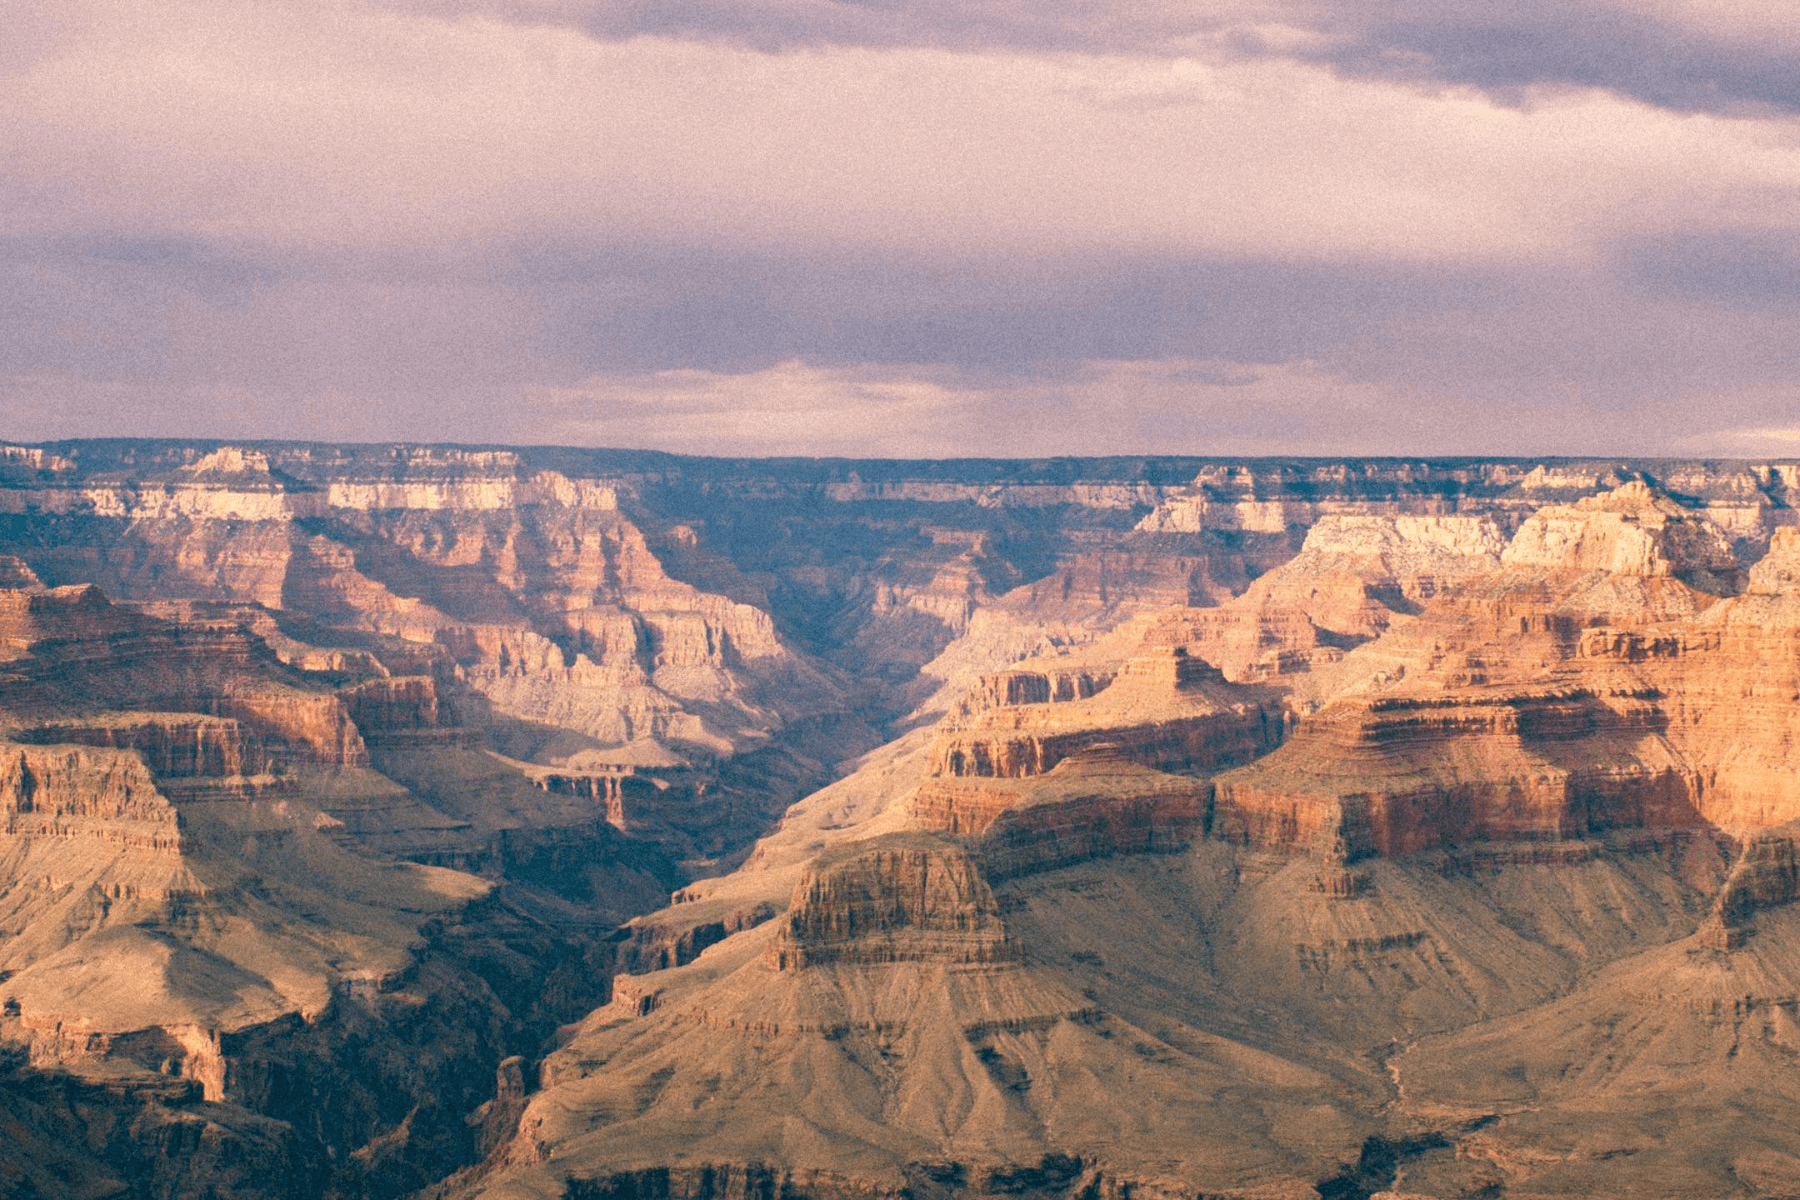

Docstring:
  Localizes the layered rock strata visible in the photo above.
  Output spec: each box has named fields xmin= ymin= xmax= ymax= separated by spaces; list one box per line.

xmin=768 ymin=835 xmax=1015 ymax=970
xmin=12 ymin=446 xmax=1800 ymax=1199
xmin=915 ymin=748 xmax=1210 ymax=879
xmin=929 ymin=649 xmax=1282 ymax=781
xmin=1213 ymin=482 xmax=1800 ymax=864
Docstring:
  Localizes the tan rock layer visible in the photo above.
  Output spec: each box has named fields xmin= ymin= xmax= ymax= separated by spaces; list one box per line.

xmin=770 ymin=837 xmax=1015 ymax=970
xmin=930 ymin=708 xmax=1279 ymax=781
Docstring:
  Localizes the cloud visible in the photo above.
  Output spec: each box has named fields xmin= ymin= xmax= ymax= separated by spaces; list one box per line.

xmin=524 ymin=358 xmax=1351 ymax=458
xmin=1 ymin=0 xmax=1797 ymax=456
xmin=528 ymin=361 xmax=973 ymax=456
xmin=370 ymin=0 xmax=1800 ymax=117
xmin=497 ymin=355 xmax=1750 ymax=458
xmin=1285 ymin=1 xmax=1800 ymax=117
xmin=1675 ymin=425 xmax=1800 ymax=458
xmin=1618 ymin=230 xmax=1800 ymax=306
xmin=7 ymin=1 xmax=1795 ymax=268
xmin=5 ymin=225 xmax=1800 ymax=456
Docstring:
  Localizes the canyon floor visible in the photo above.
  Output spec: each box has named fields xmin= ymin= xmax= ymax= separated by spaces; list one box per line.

xmin=4 ymin=444 xmax=1800 ymax=1199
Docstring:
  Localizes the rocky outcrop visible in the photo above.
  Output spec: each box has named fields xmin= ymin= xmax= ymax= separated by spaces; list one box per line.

xmin=1684 ymin=820 xmax=1800 ymax=952
xmin=1501 ymin=480 xmax=1742 ymax=590
xmin=526 ymin=764 xmax=681 ymax=832
xmin=204 ymin=689 xmax=369 ymax=767
xmin=917 ymin=741 xmax=1206 ymax=829
xmin=0 ymin=742 xmax=187 ymax=855
xmin=1207 ymin=483 xmax=1800 ymax=868
xmin=613 ymin=901 xmax=779 ymax=975
xmin=954 ymin=663 xmax=1113 ymax=716
xmin=0 ymin=584 xmax=378 ymax=776
xmin=929 ymin=706 xmax=1274 ymax=781
xmin=769 ymin=835 xmax=1015 ymax=970
xmin=1212 ymin=690 xmax=1703 ymax=859
xmin=930 ymin=649 xmax=1282 ymax=781
xmin=1749 ymin=526 xmax=1800 ymax=594
xmin=1137 ymin=514 xmax=1506 ymax=685
xmin=340 ymin=675 xmax=441 ymax=736
xmin=918 ymin=749 xmax=1211 ymax=880
xmin=0 ymin=581 xmax=142 ymax=656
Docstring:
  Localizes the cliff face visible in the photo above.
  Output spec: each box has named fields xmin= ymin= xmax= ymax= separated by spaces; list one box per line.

xmin=1133 ymin=461 xmax=1534 ymax=534
xmin=915 ymin=749 xmax=1212 ymax=880
xmin=4 ymin=446 xmax=840 ymax=778
xmin=769 ymin=836 xmax=1015 ymax=969
xmin=927 ymin=650 xmax=1283 ymax=782
xmin=1500 ymin=480 xmax=1743 ymax=589
xmin=13 ymin=715 xmax=267 ymax=781
xmin=1211 ymin=690 xmax=1701 ymax=860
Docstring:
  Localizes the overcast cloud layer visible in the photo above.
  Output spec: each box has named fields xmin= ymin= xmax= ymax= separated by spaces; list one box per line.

xmin=2 ymin=0 xmax=1798 ymax=456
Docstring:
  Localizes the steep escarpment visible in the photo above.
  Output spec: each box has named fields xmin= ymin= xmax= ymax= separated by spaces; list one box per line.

xmin=304 ymin=498 xmax=841 ymax=763
xmin=2 ymin=445 xmax=859 ymax=868
xmin=1500 ymin=479 xmax=1743 ymax=590
xmin=12 ymin=713 xmax=268 ymax=793
xmin=923 ymin=750 xmax=1211 ymax=880
xmin=0 ymin=571 xmax=675 ymax=1199
xmin=0 ymin=727 xmax=651 ymax=1199
xmin=1211 ymin=686 xmax=1703 ymax=860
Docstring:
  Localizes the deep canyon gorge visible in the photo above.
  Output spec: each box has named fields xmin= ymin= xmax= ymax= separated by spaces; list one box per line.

xmin=5 ymin=443 xmax=1800 ymax=1198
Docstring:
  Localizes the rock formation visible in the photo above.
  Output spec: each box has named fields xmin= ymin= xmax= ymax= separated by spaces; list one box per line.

xmin=769 ymin=835 xmax=1015 ymax=969
xmin=11 ymin=446 xmax=1800 ymax=1198
xmin=1209 ymin=482 xmax=1800 ymax=866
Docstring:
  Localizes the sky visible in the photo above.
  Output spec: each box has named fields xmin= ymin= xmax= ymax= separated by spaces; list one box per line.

xmin=2 ymin=0 xmax=1799 ymax=458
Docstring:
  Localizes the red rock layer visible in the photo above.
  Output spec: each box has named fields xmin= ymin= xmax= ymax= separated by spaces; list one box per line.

xmin=0 ymin=585 xmax=141 ymax=658
xmin=957 ymin=665 xmax=1113 ymax=716
xmin=338 ymin=675 xmax=439 ymax=735
xmin=1212 ymin=689 xmax=1702 ymax=860
xmin=974 ymin=785 xmax=1208 ymax=881
xmin=1211 ymin=487 xmax=1800 ymax=861
xmin=12 ymin=715 xmax=266 ymax=780
xmin=203 ymin=691 xmax=368 ymax=768
xmin=0 ymin=743 xmax=185 ymax=856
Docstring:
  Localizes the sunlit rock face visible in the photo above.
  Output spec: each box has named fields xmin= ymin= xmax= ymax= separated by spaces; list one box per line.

xmin=1501 ymin=479 xmax=1744 ymax=589
xmin=1207 ymin=482 xmax=1800 ymax=873
xmin=15 ymin=447 xmax=1800 ymax=1199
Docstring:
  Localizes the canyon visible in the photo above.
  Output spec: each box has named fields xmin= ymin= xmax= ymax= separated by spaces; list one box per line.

xmin=4 ymin=444 xmax=1800 ymax=1198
